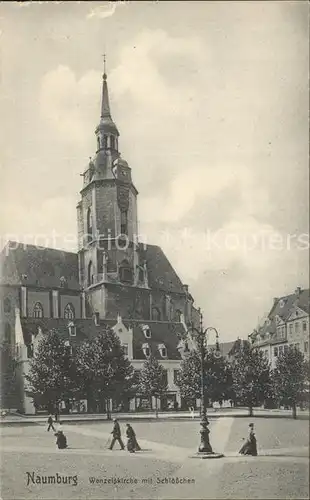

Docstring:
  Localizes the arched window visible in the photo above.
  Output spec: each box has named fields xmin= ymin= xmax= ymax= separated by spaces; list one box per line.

xmin=137 ymin=266 xmax=144 ymax=283
xmin=87 ymin=207 xmax=92 ymax=237
xmin=64 ymin=303 xmax=75 ymax=320
xmin=152 ymin=307 xmax=161 ymax=321
xmin=175 ymin=309 xmax=182 ymax=322
xmin=4 ymin=323 xmax=11 ymax=343
xmin=104 ymin=135 xmax=108 ymax=148
xmin=33 ymin=302 xmax=44 ymax=318
xmin=110 ymin=136 xmax=115 ymax=150
xmin=120 ymin=210 xmax=128 ymax=235
xmin=88 ymin=261 xmax=94 ymax=286
xmin=119 ymin=259 xmax=132 ymax=283
xmin=3 ymin=297 xmax=11 ymax=313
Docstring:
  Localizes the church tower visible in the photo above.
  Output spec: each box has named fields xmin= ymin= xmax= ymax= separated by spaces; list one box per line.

xmin=77 ymin=62 xmax=149 ymax=319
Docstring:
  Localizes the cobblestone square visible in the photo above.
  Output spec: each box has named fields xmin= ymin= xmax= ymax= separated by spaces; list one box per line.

xmin=1 ymin=417 xmax=309 ymax=499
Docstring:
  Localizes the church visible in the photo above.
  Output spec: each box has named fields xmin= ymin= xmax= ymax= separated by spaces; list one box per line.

xmin=0 ymin=65 xmax=199 ymax=414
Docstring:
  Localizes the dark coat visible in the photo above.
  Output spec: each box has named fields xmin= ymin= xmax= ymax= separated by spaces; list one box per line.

xmin=112 ymin=422 xmax=121 ymax=438
xmin=55 ymin=431 xmax=67 ymax=449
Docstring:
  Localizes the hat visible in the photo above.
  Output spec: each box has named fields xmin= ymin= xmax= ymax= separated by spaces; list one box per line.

xmin=249 ymin=423 xmax=254 ymax=427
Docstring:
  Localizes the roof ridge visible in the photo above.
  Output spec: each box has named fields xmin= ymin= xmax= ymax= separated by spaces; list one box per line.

xmin=2 ymin=240 xmax=77 ymax=256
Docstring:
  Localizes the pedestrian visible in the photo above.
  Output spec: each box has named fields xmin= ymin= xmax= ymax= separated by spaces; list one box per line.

xmin=47 ymin=414 xmax=55 ymax=432
xmin=126 ymin=423 xmax=141 ymax=453
xmin=239 ymin=423 xmax=258 ymax=456
xmin=109 ymin=418 xmax=125 ymax=450
xmin=189 ymin=406 xmax=195 ymax=419
xmin=54 ymin=430 xmax=68 ymax=449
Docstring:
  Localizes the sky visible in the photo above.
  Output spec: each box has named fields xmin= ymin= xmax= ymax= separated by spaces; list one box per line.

xmin=0 ymin=1 xmax=309 ymax=341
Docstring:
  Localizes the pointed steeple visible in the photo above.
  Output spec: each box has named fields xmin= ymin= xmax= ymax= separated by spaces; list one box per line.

xmin=101 ymin=55 xmax=112 ymax=119
xmin=101 ymin=72 xmax=111 ymax=119
xmin=96 ymin=55 xmax=119 ymax=138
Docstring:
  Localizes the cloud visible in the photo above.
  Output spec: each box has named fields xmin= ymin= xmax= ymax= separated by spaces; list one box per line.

xmin=39 ymin=65 xmax=99 ymax=144
xmin=86 ymin=3 xmax=122 ymax=20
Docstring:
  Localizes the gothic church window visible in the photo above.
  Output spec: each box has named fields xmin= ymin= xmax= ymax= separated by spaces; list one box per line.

xmin=119 ymin=259 xmax=132 ymax=283
xmin=152 ymin=307 xmax=161 ymax=321
xmin=64 ymin=303 xmax=75 ymax=320
xmin=87 ymin=207 xmax=92 ymax=238
xmin=175 ymin=309 xmax=182 ymax=322
xmin=88 ymin=261 xmax=94 ymax=286
xmin=4 ymin=323 xmax=11 ymax=343
xmin=137 ymin=266 xmax=144 ymax=283
xmin=33 ymin=302 xmax=44 ymax=318
xmin=3 ymin=297 xmax=11 ymax=313
xmin=120 ymin=210 xmax=128 ymax=236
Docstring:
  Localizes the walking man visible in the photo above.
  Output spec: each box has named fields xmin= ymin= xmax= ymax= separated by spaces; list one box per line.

xmin=109 ymin=418 xmax=125 ymax=450
xmin=47 ymin=414 xmax=55 ymax=432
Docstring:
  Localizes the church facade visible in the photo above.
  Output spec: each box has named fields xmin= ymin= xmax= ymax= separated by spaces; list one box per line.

xmin=0 ymin=67 xmax=199 ymax=414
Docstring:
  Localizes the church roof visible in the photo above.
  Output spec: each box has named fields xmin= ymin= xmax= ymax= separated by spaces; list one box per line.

xmin=0 ymin=242 xmax=80 ymax=290
xmin=0 ymin=241 xmax=188 ymax=296
xmin=142 ymin=244 xmax=185 ymax=294
xmin=20 ymin=318 xmax=186 ymax=361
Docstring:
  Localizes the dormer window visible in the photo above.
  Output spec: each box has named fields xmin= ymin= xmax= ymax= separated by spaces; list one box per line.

xmin=142 ymin=324 xmax=151 ymax=339
xmin=279 ymin=299 xmax=285 ymax=308
xmin=158 ymin=343 xmax=167 ymax=358
xmin=142 ymin=343 xmax=150 ymax=358
xmin=68 ymin=322 xmax=76 ymax=337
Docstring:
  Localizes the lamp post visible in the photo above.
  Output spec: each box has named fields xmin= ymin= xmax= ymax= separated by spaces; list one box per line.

xmin=189 ymin=308 xmax=224 ymax=458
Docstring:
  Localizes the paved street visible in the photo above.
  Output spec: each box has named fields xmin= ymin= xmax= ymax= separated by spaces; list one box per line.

xmin=1 ymin=417 xmax=309 ymax=499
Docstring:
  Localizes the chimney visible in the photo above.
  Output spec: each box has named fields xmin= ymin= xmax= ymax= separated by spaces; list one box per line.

xmin=295 ymin=287 xmax=301 ymax=297
xmin=273 ymin=297 xmax=279 ymax=305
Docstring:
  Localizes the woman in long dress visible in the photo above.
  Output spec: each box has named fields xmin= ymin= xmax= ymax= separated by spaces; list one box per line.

xmin=239 ymin=423 xmax=257 ymax=456
xmin=126 ymin=424 xmax=141 ymax=453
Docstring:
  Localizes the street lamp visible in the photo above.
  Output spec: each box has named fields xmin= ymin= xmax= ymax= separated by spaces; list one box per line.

xmin=189 ymin=308 xmax=224 ymax=459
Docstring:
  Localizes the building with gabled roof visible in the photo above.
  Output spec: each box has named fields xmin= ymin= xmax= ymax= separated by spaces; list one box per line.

xmin=249 ymin=287 xmax=309 ymax=369
xmin=0 ymin=65 xmax=199 ymax=414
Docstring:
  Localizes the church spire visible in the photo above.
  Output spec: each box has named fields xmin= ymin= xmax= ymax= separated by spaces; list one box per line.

xmin=101 ymin=55 xmax=112 ymax=119
xmin=95 ymin=55 xmax=119 ymax=153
